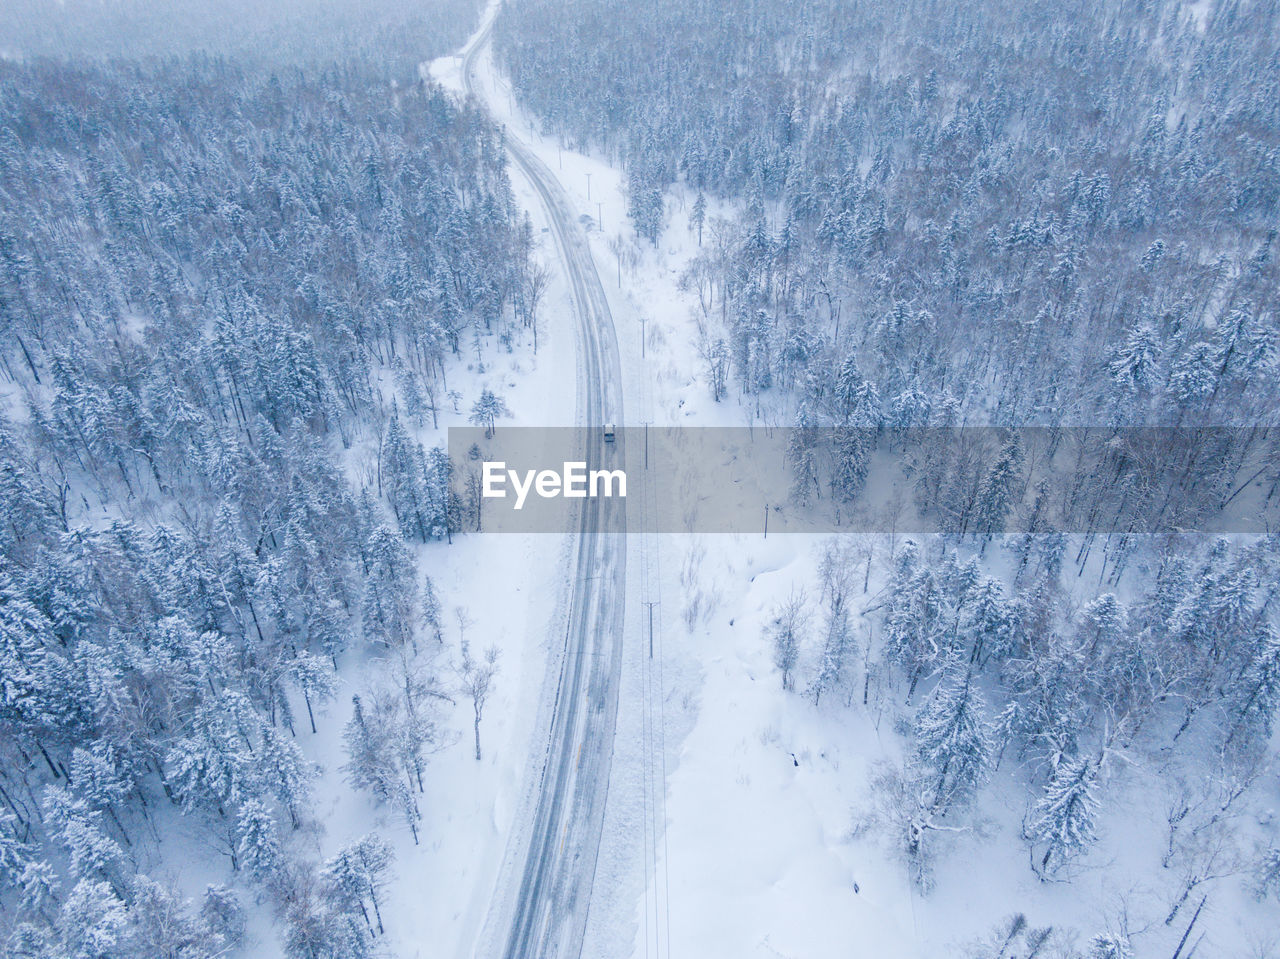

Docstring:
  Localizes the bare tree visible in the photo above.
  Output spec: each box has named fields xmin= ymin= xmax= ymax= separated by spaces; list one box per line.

xmin=859 ymin=760 xmax=971 ymax=893
xmin=459 ymin=642 xmax=500 ymax=761
xmin=768 ymin=590 xmax=809 ymax=691
xmin=1163 ymin=821 xmax=1241 ymax=926
xmin=524 ymin=262 xmax=551 ymax=354
xmin=454 ymin=606 xmax=472 ymax=645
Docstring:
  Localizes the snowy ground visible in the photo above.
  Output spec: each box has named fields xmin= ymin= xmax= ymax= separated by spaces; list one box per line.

xmin=596 ymin=206 xmax=1280 ymax=958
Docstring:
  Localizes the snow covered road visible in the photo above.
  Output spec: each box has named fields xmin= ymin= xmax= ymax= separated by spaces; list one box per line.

xmin=460 ymin=10 xmax=630 ymax=959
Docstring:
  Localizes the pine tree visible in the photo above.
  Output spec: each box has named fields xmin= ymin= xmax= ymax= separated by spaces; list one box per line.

xmin=974 ymin=432 xmax=1023 ymax=545
xmin=0 ymin=808 xmax=36 ymax=887
xmin=1224 ymin=625 xmax=1280 ymax=747
xmin=342 ymin=694 xmax=394 ymax=805
xmin=881 ymin=543 xmax=944 ymax=701
xmin=831 ymin=354 xmax=876 ymax=424
xmin=324 ymin=834 xmax=394 ymax=937
xmin=381 ymin=414 xmax=429 ymax=541
xmin=787 ymin=401 xmax=820 ymax=506
xmin=691 ymin=191 xmax=707 ymax=246
xmin=0 ymin=416 xmax=60 ymax=561
xmin=468 ymin=389 xmax=512 ymax=437
xmin=1167 ymin=341 xmax=1218 ymax=416
xmin=350 ymin=834 xmax=393 ymax=934
xmin=422 ymin=445 xmax=455 ymax=540
xmin=963 ymin=576 xmax=1019 ymax=666
xmin=1259 ymin=846 xmax=1280 ymax=901
xmin=1028 ymin=752 xmax=1102 ymax=877
xmin=288 ymin=651 xmax=338 ymax=734
xmin=324 ymin=847 xmax=376 ymax=936
xmin=808 ymin=596 xmax=856 ymax=706
xmin=1212 ymin=308 xmax=1275 ymax=394
xmin=1108 ymin=322 xmax=1162 ymax=409
xmin=1088 ymin=933 xmax=1133 ymax=959
xmin=913 ymin=659 xmax=992 ymax=810
xmin=236 ymin=799 xmax=283 ymax=884
xmin=0 ymin=572 xmax=88 ymax=764
xmin=422 ymin=575 xmax=444 ymax=644
xmin=129 ymin=874 xmax=225 ymax=958
xmin=830 ymin=426 xmax=871 ymax=503
xmin=1078 ymin=593 xmax=1127 ymax=659
xmin=201 ymin=884 xmax=246 ymax=950
xmin=361 ymin=524 xmax=418 ymax=649
xmin=258 ymin=726 xmax=313 ymax=830
xmin=43 ymin=785 xmax=125 ymax=887
xmin=167 ymin=692 xmax=259 ymax=814
xmin=57 ymin=878 xmax=129 ymax=959
xmin=68 ymin=744 xmax=135 ymax=849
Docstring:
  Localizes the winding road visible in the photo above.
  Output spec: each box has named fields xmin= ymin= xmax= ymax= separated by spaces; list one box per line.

xmin=460 ymin=10 xmax=628 ymax=959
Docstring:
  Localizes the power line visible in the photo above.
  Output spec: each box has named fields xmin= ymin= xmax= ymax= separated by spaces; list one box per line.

xmin=642 ymin=601 xmax=659 ymax=658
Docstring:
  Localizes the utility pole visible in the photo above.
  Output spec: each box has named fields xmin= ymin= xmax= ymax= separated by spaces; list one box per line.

xmin=597 ymin=201 xmax=603 ymax=230
xmin=764 ymin=503 xmax=769 ymax=538
xmin=586 ymin=172 xmax=592 ymax=201
xmin=643 ymin=601 xmax=659 ymax=658
xmin=640 ymin=316 xmax=647 ymax=357
xmin=641 ymin=421 xmax=650 ymax=469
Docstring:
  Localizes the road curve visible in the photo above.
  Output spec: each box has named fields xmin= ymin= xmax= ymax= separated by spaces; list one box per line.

xmin=461 ymin=11 xmax=628 ymax=959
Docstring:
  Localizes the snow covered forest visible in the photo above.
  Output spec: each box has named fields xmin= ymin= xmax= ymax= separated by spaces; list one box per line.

xmin=490 ymin=0 xmax=1280 ymax=953
xmin=2 ymin=0 xmax=1280 ymax=956
xmin=496 ymin=0 xmax=1277 ymax=427
xmin=0 ymin=0 xmax=550 ymax=955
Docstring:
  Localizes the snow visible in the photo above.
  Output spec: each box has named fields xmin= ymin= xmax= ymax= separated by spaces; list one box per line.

xmin=295 ymin=526 xmax=571 ymax=959
xmin=156 ymin=19 xmax=597 ymax=955
xmin=420 ymin=9 xmax=1280 ymax=959
xmin=10 ymin=1 xmax=1276 ymax=956
xmin=5 ymin=6 xmax=1275 ymax=953
xmin=301 ymin=138 xmax=584 ymax=959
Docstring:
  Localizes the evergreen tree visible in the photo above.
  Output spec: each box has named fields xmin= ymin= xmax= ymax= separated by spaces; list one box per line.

xmin=1088 ymin=933 xmax=1133 ymax=959
xmin=468 ymin=389 xmax=512 ymax=437
xmin=691 ymin=191 xmax=707 ymax=246
xmin=361 ymin=525 xmax=418 ymax=650
xmin=1224 ymin=625 xmax=1280 ymax=747
xmin=236 ymin=799 xmax=283 ymax=885
xmin=963 ymin=576 xmax=1019 ymax=666
xmin=380 ymin=414 xmax=429 ymax=542
xmin=1028 ymin=752 xmax=1103 ymax=877
xmin=342 ymin=694 xmax=394 ymax=806
xmin=881 ymin=543 xmax=944 ymax=701
xmin=786 ymin=401 xmax=820 ymax=506
xmin=913 ymin=659 xmax=992 ymax=810
xmin=974 ymin=433 xmax=1023 ymax=545
xmin=808 ymin=595 xmax=856 ymax=706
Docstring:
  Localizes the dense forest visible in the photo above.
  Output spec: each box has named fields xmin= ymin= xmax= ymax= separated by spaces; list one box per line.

xmin=496 ymin=0 xmax=1278 ymax=426
xmin=495 ymin=0 xmax=1280 ymax=945
xmin=0 ymin=1 xmax=544 ymax=954
xmin=1 ymin=0 xmax=1278 ymax=952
